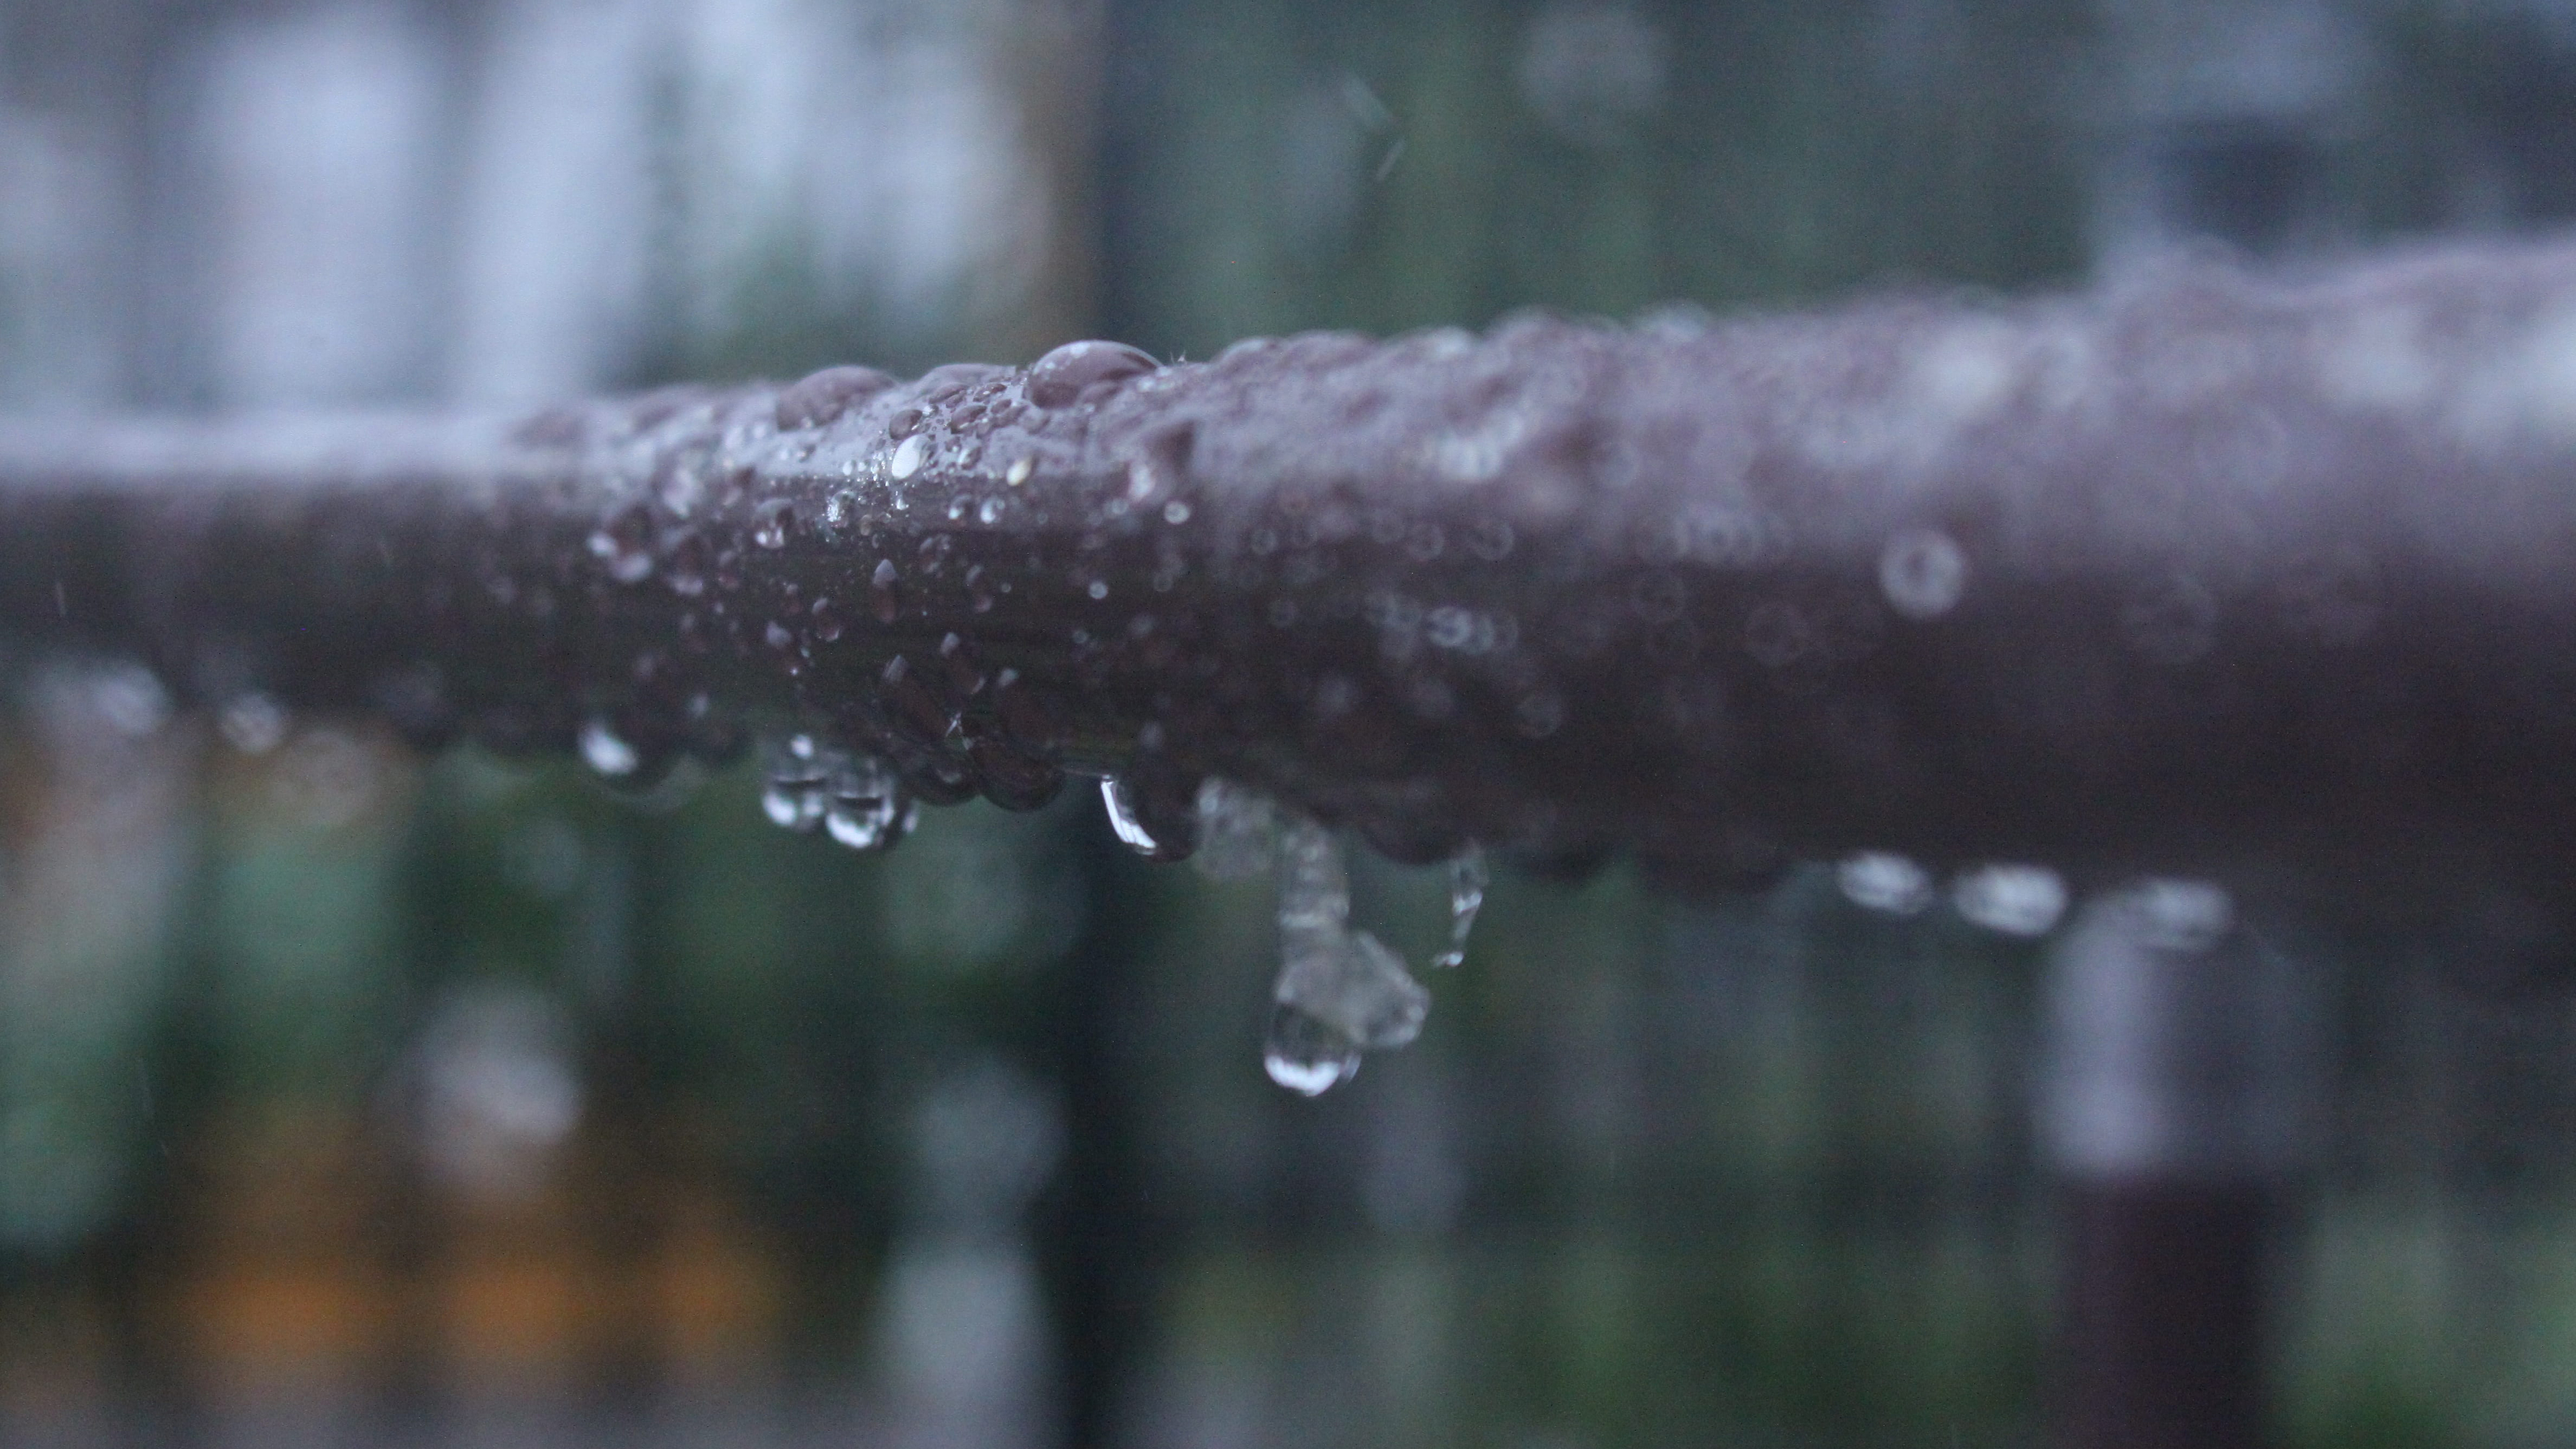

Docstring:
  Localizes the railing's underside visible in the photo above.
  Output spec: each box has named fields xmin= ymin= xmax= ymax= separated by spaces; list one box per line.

xmin=7 ymin=237 xmax=2576 ymax=942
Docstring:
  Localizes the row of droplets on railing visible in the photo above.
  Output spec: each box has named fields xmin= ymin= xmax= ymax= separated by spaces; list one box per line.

xmin=44 ymin=657 xmax=2070 ymax=1101
xmin=699 ymin=716 xmax=2066 ymax=1096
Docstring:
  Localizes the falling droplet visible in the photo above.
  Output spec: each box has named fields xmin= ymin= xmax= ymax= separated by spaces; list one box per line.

xmin=580 ymin=716 xmax=641 ymax=777
xmin=1953 ymin=863 xmax=2069 ymax=936
xmin=1430 ymin=846 xmax=1487 ymax=968
xmin=1263 ymin=1004 xmax=1362 ymax=1095
xmin=1837 ymin=851 xmax=1934 ymax=915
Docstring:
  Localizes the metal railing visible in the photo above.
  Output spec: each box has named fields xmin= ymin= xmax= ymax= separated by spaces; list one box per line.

xmin=6 ymin=235 xmax=2576 ymax=930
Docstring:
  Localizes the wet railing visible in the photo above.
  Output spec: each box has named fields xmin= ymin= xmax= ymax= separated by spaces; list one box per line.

xmin=12 ymin=233 xmax=2576 ymax=1448
xmin=8 ymin=236 xmax=2576 ymax=919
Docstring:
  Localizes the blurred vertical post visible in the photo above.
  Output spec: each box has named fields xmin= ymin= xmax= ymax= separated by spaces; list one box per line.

xmin=2038 ymin=885 xmax=2322 ymax=1448
xmin=2047 ymin=8 xmax=2359 ymax=1443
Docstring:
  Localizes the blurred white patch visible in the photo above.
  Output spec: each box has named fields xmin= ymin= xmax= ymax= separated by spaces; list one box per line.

xmin=193 ymin=1 xmax=445 ymax=405
xmin=1952 ymin=863 xmax=2069 ymax=936
xmin=411 ymin=981 xmax=583 ymax=1205
xmin=1519 ymin=3 xmax=1666 ymax=147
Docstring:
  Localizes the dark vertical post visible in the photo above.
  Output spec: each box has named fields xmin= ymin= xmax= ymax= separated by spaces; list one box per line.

xmin=2038 ymin=883 xmax=2322 ymax=1449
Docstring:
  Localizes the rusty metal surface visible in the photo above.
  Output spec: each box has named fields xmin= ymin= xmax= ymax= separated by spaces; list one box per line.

xmin=7 ymin=237 xmax=2576 ymax=928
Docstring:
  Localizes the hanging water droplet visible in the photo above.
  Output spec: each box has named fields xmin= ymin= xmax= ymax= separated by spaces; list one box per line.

xmin=1191 ymin=779 xmax=1279 ymax=879
xmin=1263 ymin=1003 xmax=1362 ymax=1095
xmin=1273 ymin=820 xmax=1428 ymax=1049
xmin=1087 ymin=579 xmax=1110 ymax=600
xmin=1953 ymin=863 xmax=2069 ymax=936
xmin=761 ymin=783 xmax=811 ymax=829
xmin=1162 ymin=500 xmax=1191 ymax=525
xmin=1102 ymin=777 xmax=1162 ymax=855
xmin=751 ymin=500 xmax=796 ymax=550
xmin=759 ymin=734 xmax=830 ymax=832
xmin=1005 ymin=455 xmax=1034 ymax=486
xmin=1430 ymin=846 xmax=1488 ymax=968
xmin=579 ymin=716 xmax=641 ymax=777
xmin=979 ymin=496 xmax=1006 ymax=525
xmin=823 ymin=753 xmax=914 ymax=851
xmin=217 ymin=692 xmax=290 ymax=755
xmin=1837 ymin=851 xmax=1934 ymax=915
xmin=890 ymin=433 xmax=928 ymax=480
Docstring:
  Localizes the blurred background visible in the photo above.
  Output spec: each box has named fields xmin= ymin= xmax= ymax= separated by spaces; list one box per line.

xmin=5 ymin=1 xmax=2576 ymax=1444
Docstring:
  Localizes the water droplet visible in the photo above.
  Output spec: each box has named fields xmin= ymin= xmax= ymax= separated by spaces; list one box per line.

xmin=775 ymin=365 xmax=896 ymax=430
xmin=579 ymin=716 xmax=641 ymax=777
xmin=1878 ymin=529 xmax=1968 ymax=620
xmin=870 ymin=557 xmax=902 ymax=623
xmin=1102 ymin=777 xmax=1163 ymax=855
xmin=1087 ymin=579 xmax=1110 ymax=601
xmin=765 ymin=620 xmax=794 ymax=650
xmin=1005 ymin=455 xmax=1034 ymax=486
xmin=963 ymin=718 xmax=1065 ymax=810
xmin=218 ymin=692 xmax=290 ymax=755
xmin=825 ymin=490 xmax=861 ymax=531
xmin=1163 ymin=500 xmax=1191 ymax=524
xmin=2134 ymin=877 xmax=2234 ymax=952
xmin=1272 ymin=820 xmax=1429 ymax=1052
xmin=824 ymin=753 xmax=915 ymax=851
xmin=1837 ymin=851 xmax=1933 ymax=914
xmin=890 ymin=434 xmax=928 ymax=480
xmin=1953 ymin=864 xmax=2068 ymax=936
xmin=587 ymin=508 xmax=653 ymax=584
xmin=751 ymin=500 xmax=796 ymax=550
xmin=1026 ymin=339 xmax=1158 ymax=408
xmin=1430 ymin=846 xmax=1487 ymax=968
xmin=759 ymin=735 xmax=830 ymax=831
xmin=979 ymin=496 xmax=1006 ymax=525
xmin=1191 ymin=779 xmax=1279 ymax=879
xmin=809 ymin=597 xmax=843 ymax=643
xmin=1263 ymin=1004 xmax=1362 ymax=1095
xmin=761 ymin=783 xmax=812 ymax=829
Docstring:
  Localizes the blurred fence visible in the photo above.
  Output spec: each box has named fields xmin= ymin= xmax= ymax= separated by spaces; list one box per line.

xmin=10 ymin=4 xmax=2576 ymax=1449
